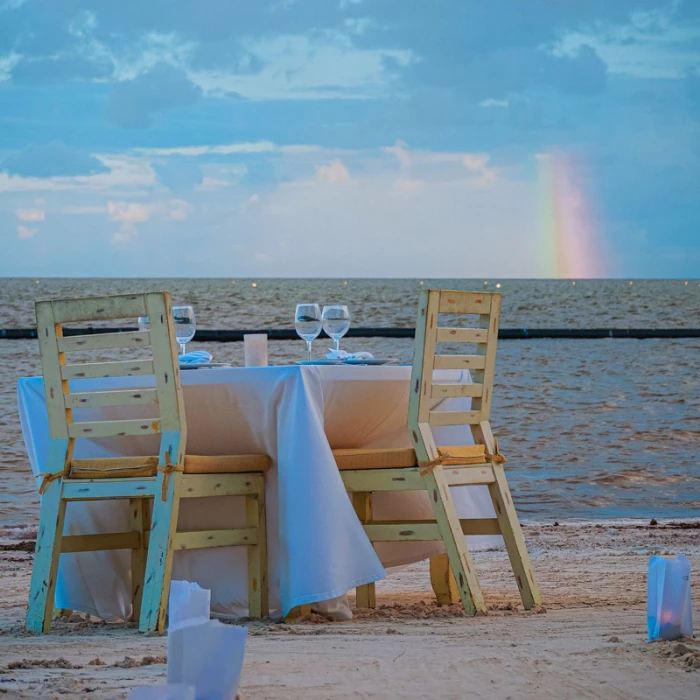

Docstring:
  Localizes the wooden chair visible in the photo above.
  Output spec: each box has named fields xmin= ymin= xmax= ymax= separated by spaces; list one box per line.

xmin=27 ymin=292 xmax=270 ymax=634
xmin=334 ymin=289 xmax=541 ymax=615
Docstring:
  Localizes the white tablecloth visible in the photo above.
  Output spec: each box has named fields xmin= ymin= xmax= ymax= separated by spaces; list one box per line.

xmin=17 ymin=365 xmax=499 ymax=620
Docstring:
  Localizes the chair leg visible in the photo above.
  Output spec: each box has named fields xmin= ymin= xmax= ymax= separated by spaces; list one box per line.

xmin=285 ymin=604 xmax=312 ymax=620
xmin=129 ymin=498 xmax=150 ymax=621
xmin=422 ymin=466 xmax=486 ymax=616
xmin=352 ymin=492 xmax=376 ymax=609
xmin=246 ymin=485 xmax=268 ymax=618
xmin=430 ymin=553 xmax=459 ymax=605
xmin=26 ymin=483 xmax=67 ymax=633
xmin=488 ymin=463 xmax=542 ymax=609
xmin=139 ymin=489 xmax=181 ymax=633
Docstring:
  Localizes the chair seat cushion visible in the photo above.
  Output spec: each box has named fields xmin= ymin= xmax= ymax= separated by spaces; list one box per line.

xmin=68 ymin=454 xmax=271 ymax=479
xmin=333 ymin=444 xmax=487 ymax=470
xmin=183 ymin=454 xmax=271 ymax=474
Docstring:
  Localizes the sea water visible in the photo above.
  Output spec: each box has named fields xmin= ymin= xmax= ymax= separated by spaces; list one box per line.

xmin=1 ymin=278 xmax=699 ymax=528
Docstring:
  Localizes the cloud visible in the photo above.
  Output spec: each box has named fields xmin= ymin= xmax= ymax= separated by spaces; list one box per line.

xmin=480 ymin=98 xmax=509 ymax=108
xmin=16 ymin=208 xmax=45 ymax=221
xmin=316 ymin=160 xmax=351 ymax=183
xmin=17 ymin=225 xmax=37 ymax=239
xmin=107 ymin=201 xmax=150 ymax=223
xmin=462 ymin=154 xmax=490 ymax=171
xmin=0 ymin=2 xmax=699 ymax=276
xmin=235 ymin=167 xmax=539 ymax=276
xmin=11 ymin=56 xmax=112 ymax=84
xmin=242 ymin=193 xmax=260 ymax=210
xmin=105 ymin=63 xmax=202 ymax=129
xmin=138 ymin=142 xmax=276 ymax=157
xmin=60 ymin=205 xmax=107 ymax=215
xmin=397 ymin=179 xmax=423 ymax=194
xmin=153 ymin=158 xmax=203 ymax=192
xmin=106 ymin=198 xmax=189 ymax=243
xmin=165 ymin=199 xmax=190 ymax=221
xmin=0 ymin=141 xmax=109 ymax=178
xmin=381 ymin=141 xmax=497 ymax=186
xmin=383 ymin=140 xmax=412 ymax=167
xmin=190 ymin=32 xmax=412 ymax=100
xmin=111 ymin=225 xmax=137 ymax=244
xmin=108 ymin=201 xmax=147 ymax=244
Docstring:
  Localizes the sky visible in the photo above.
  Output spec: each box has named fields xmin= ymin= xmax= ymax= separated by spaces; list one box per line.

xmin=0 ymin=0 xmax=699 ymax=278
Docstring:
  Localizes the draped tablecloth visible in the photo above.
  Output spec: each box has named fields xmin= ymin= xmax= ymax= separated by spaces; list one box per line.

xmin=17 ymin=365 xmax=499 ymax=620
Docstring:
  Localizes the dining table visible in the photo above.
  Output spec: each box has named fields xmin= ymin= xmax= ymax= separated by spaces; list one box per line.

xmin=17 ymin=363 xmax=500 ymax=621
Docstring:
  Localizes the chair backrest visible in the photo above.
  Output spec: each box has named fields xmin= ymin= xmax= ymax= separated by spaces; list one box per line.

xmin=35 ymin=291 xmax=186 ymax=470
xmin=408 ymin=289 xmax=501 ymax=464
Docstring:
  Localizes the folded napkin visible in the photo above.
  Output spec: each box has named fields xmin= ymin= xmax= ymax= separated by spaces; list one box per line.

xmin=179 ymin=350 xmax=213 ymax=365
xmin=326 ymin=349 xmax=374 ymax=361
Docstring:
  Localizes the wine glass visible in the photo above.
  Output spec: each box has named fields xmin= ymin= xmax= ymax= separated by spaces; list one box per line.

xmin=173 ymin=305 xmax=196 ymax=356
xmin=137 ymin=308 xmax=196 ymax=355
xmin=295 ymin=303 xmax=322 ymax=361
xmin=322 ymin=305 xmax=350 ymax=353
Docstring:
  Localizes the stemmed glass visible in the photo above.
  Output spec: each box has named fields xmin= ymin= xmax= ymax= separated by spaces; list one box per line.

xmin=138 ymin=305 xmax=196 ymax=356
xmin=322 ymin=305 xmax=350 ymax=353
xmin=295 ymin=303 xmax=322 ymax=361
xmin=173 ymin=305 xmax=196 ymax=355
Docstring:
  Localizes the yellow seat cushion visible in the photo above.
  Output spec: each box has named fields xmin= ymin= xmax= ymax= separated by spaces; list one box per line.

xmin=332 ymin=444 xmax=487 ymax=470
xmin=68 ymin=454 xmax=271 ymax=479
xmin=183 ymin=454 xmax=271 ymax=474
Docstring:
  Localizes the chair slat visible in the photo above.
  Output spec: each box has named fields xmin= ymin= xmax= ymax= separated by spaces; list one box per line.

xmin=58 ymin=331 xmax=151 ymax=353
xmin=430 ymin=383 xmax=483 ymax=399
xmin=476 ymin=295 xmax=501 ymax=420
xmin=428 ymin=410 xmax=481 ymax=426
xmin=61 ymin=359 xmax=155 ymax=380
xmin=50 ymin=295 xmax=148 ymax=323
xmin=438 ymin=291 xmax=492 ymax=315
xmin=433 ymin=355 xmax=486 ymax=370
xmin=61 ymin=532 xmax=141 ymax=553
xmin=68 ymin=418 xmax=161 ymax=438
xmin=144 ymin=293 xmax=184 ymax=435
xmin=436 ymin=328 xmax=488 ymax=344
xmin=173 ymin=528 xmax=258 ymax=550
xmin=413 ymin=290 xmax=441 ymax=426
xmin=35 ymin=302 xmax=70 ymax=439
xmin=65 ymin=389 xmax=159 ymax=409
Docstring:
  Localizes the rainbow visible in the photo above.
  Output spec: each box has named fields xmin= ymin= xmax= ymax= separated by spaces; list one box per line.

xmin=535 ymin=150 xmax=609 ymax=278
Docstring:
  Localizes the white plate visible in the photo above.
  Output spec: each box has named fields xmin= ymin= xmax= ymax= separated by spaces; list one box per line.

xmin=179 ymin=362 xmax=232 ymax=370
xmin=343 ymin=358 xmax=393 ymax=365
xmin=295 ymin=359 xmax=345 ymax=365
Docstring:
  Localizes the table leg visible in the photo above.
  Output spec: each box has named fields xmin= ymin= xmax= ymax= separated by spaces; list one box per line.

xmin=352 ymin=492 xmax=377 ymax=608
xmin=430 ymin=553 xmax=459 ymax=605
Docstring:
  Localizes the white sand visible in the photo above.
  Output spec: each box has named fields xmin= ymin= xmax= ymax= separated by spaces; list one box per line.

xmin=1 ymin=522 xmax=699 ymax=699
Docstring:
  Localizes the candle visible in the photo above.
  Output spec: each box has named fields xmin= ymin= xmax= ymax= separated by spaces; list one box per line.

xmin=244 ymin=334 xmax=268 ymax=367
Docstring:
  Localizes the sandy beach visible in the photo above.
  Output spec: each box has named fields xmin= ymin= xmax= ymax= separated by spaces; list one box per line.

xmin=1 ymin=521 xmax=698 ymax=699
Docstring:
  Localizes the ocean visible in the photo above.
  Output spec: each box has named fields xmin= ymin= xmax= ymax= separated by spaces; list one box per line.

xmin=1 ymin=277 xmax=699 ymax=528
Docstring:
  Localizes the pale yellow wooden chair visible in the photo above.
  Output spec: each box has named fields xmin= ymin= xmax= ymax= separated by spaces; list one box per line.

xmin=28 ymin=291 xmax=269 ymax=634
xmin=334 ymin=289 xmax=541 ymax=615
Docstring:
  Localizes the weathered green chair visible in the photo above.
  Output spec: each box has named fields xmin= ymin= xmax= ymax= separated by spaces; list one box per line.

xmin=28 ymin=291 xmax=269 ymax=633
xmin=333 ymin=289 xmax=541 ymax=614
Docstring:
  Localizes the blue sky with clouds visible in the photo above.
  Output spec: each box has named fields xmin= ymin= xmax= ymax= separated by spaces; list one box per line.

xmin=1 ymin=0 xmax=698 ymax=277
